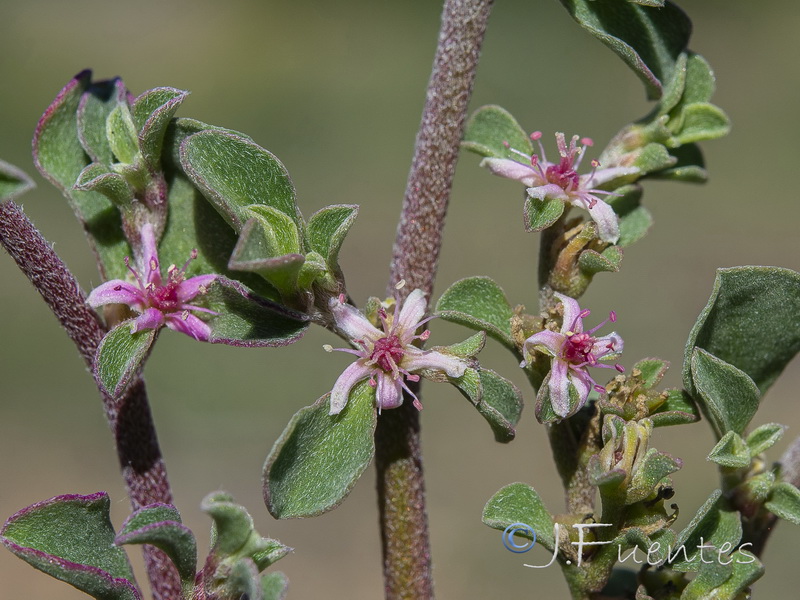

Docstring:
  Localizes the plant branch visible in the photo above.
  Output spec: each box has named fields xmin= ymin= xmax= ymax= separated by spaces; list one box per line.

xmin=0 ymin=200 xmax=181 ymax=600
xmin=377 ymin=0 xmax=493 ymax=597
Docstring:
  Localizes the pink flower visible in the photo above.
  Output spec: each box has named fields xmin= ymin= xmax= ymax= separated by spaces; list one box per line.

xmin=481 ymin=131 xmax=638 ymax=243
xmin=524 ymin=292 xmax=624 ymax=418
xmin=326 ymin=289 xmax=468 ymax=415
xmin=87 ymin=224 xmax=218 ymax=341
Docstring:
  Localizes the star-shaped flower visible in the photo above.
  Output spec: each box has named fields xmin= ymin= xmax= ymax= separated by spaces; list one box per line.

xmin=481 ymin=131 xmax=638 ymax=243
xmin=326 ymin=289 xmax=469 ymax=415
xmin=523 ymin=292 xmax=624 ymax=418
xmin=87 ymin=223 xmax=218 ymax=341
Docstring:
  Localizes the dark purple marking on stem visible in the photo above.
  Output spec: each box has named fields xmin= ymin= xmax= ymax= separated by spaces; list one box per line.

xmin=0 ymin=200 xmax=181 ymax=599
xmin=379 ymin=1 xmax=494 ymax=598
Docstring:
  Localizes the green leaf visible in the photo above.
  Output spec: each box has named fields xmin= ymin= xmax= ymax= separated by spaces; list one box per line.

xmin=523 ymin=196 xmax=565 ymax=233
xmin=746 ymin=423 xmax=786 ymax=455
xmin=707 ymin=431 xmax=751 ymax=469
xmin=77 ymin=78 xmax=127 ymax=164
xmin=684 ymin=267 xmax=800 ymax=398
xmin=306 ymin=204 xmax=358 ymax=269
xmin=75 ymin=163 xmax=134 ymax=207
xmin=482 ymin=483 xmax=555 ymax=551
xmin=436 ymin=276 xmax=515 ymax=351
xmin=690 ymin=348 xmax=761 ymax=438
xmin=0 ymin=159 xmax=35 ymax=202
xmin=671 ymin=103 xmax=731 ymax=146
xmin=94 ymin=321 xmax=157 ymax=399
xmin=180 ymin=130 xmax=301 ymax=232
xmin=106 ymin=103 xmax=139 ymax=165
xmin=632 ymin=142 xmax=675 ymax=174
xmin=227 ymin=217 xmax=305 ymax=296
xmin=263 ymin=381 xmax=377 ymax=518
xmin=33 ymin=70 xmax=130 ymax=280
xmin=578 ymin=245 xmax=623 ymax=275
xmin=442 ymin=331 xmax=486 ymax=358
xmin=671 ymin=489 xmax=742 ymax=572
xmin=451 ymin=367 xmax=523 ymax=443
xmin=650 ymin=389 xmax=700 ymax=427
xmin=633 ymin=358 xmax=669 ymax=389
xmin=648 ymin=143 xmax=707 ymax=183
xmin=462 ymin=105 xmax=532 ymax=159
xmin=765 ymin=482 xmax=800 ymax=525
xmin=680 ymin=550 xmax=763 ymax=600
xmin=202 ymin=278 xmax=308 ymax=347
xmin=627 ymin=449 xmax=682 ymax=504
xmin=116 ymin=504 xmax=196 ymax=586
xmin=0 ymin=492 xmax=140 ymax=600
xmin=607 ymin=184 xmax=654 ymax=247
xmin=201 ymin=492 xmax=291 ymax=570
xmin=131 ymin=87 xmax=189 ymax=170
xmin=558 ymin=0 xmax=691 ymax=100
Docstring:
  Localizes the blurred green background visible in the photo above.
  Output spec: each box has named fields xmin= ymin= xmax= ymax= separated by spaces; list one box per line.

xmin=1 ymin=0 xmax=799 ymax=597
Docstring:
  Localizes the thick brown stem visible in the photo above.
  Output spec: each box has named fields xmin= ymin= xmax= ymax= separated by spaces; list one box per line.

xmin=378 ymin=0 xmax=493 ymax=597
xmin=0 ymin=200 xmax=180 ymax=600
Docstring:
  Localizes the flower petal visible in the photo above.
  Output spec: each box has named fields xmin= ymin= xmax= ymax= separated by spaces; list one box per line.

xmin=523 ymin=329 xmax=565 ymax=358
xmin=548 ymin=358 xmax=571 ymax=417
xmin=132 ymin=307 xmax=165 ymax=332
xmin=582 ymin=166 xmax=638 ymax=188
xmin=87 ymin=280 xmax=145 ymax=309
xmin=568 ymin=367 xmax=592 ymax=411
xmin=376 ymin=373 xmax=403 ymax=410
xmin=593 ymin=332 xmax=623 ymax=359
xmin=480 ymin=157 xmax=540 ymax=187
xmin=394 ymin=289 xmax=427 ymax=336
xmin=139 ymin=223 xmax=162 ymax=287
xmin=165 ymin=311 xmax=211 ymax=341
xmin=584 ymin=198 xmax=619 ymax=244
xmin=402 ymin=348 xmax=467 ymax=378
xmin=554 ymin=292 xmax=583 ymax=334
xmin=527 ymin=183 xmax=568 ymax=202
xmin=329 ymin=360 xmax=372 ymax=415
xmin=177 ymin=274 xmax=217 ymax=302
xmin=330 ymin=297 xmax=382 ymax=343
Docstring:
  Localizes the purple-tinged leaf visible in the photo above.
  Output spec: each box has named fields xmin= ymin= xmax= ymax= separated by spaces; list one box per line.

xmin=132 ymin=87 xmax=189 ymax=170
xmin=202 ymin=277 xmax=308 ymax=347
xmin=75 ymin=163 xmax=134 ymax=207
xmin=33 ymin=70 xmax=131 ymax=280
xmin=116 ymin=503 xmax=196 ymax=586
xmin=0 ymin=492 xmax=141 ymax=600
xmin=0 ymin=159 xmax=35 ymax=202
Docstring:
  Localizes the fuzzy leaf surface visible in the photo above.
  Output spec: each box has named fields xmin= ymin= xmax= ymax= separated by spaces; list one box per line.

xmin=116 ymin=504 xmax=196 ymax=585
xmin=94 ymin=321 xmax=157 ymax=398
xmin=180 ymin=130 xmax=300 ymax=232
xmin=0 ymin=493 xmax=140 ymax=600
xmin=558 ymin=0 xmax=691 ymax=99
xmin=264 ymin=381 xmax=377 ymax=518
xmin=482 ymin=483 xmax=555 ymax=551
xmin=683 ymin=267 xmax=800 ymax=398
xmin=462 ymin=104 xmax=532 ymax=159
xmin=436 ymin=276 xmax=515 ymax=351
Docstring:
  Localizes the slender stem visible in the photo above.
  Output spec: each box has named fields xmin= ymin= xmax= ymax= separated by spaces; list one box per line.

xmin=378 ymin=0 xmax=493 ymax=597
xmin=0 ymin=200 xmax=180 ymax=600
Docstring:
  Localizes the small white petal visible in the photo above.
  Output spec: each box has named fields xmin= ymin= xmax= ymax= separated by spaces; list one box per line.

xmin=329 ymin=361 xmax=372 ymax=415
xmin=554 ymin=292 xmax=584 ymax=334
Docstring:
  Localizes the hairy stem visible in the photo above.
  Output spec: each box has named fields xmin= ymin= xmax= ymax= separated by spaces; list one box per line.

xmin=378 ymin=0 xmax=493 ymax=597
xmin=0 ymin=200 xmax=180 ymax=600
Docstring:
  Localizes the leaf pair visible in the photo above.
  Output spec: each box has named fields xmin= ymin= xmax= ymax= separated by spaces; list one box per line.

xmin=0 ymin=492 xmax=290 ymax=600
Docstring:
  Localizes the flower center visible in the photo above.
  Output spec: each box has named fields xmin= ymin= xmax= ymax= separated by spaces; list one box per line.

xmin=562 ymin=332 xmax=596 ymax=364
xmin=147 ymin=280 xmax=181 ymax=312
xmin=545 ymin=159 xmax=580 ymax=190
xmin=371 ymin=335 xmax=405 ymax=373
